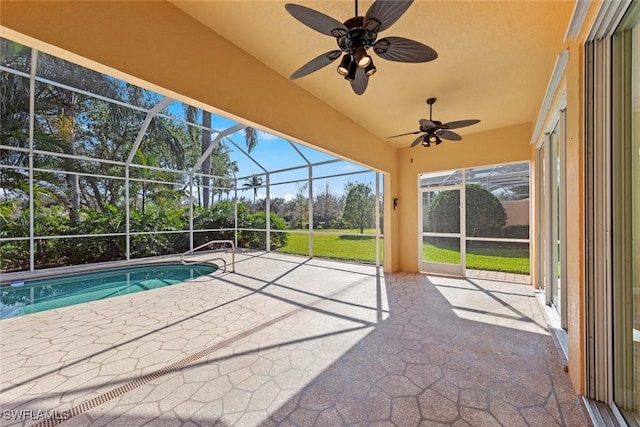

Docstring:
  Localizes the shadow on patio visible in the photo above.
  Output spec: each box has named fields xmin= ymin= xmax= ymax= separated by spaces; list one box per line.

xmin=0 ymin=253 xmax=588 ymax=426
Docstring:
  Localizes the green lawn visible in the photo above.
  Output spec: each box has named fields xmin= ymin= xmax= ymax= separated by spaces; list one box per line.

xmin=277 ymin=230 xmax=530 ymax=274
xmin=277 ymin=229 xmax=380 ymax=261
xmin=424 ymin=243 xmax=530 ymax=274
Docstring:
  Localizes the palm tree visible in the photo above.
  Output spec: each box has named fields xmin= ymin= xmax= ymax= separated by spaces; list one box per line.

xmin=210 ymin=144 xmax=238 ymax=203
xmin=0 ymin=41 xmax=66 ymax=202
xmin=245 ymin=127 xmax=258 ymax=153
xmin=242 ymin=174 xmax=264 ymax=205
xmin=33 ymin=50 xmax=124 ymax=223
xmin=185 ymin=105 xmax=258 ymax=209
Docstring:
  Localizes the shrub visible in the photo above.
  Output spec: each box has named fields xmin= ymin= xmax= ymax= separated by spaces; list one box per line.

xmin=192 ymin=201 xmax=249 ymax=247
xmin=241 ymin=211 xmax=289 ymax=249
xmin=427 ymin=184 xmax=507 ymax=236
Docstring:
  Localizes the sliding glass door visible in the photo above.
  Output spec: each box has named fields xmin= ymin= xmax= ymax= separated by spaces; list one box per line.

xmin=537 ymin=117 xmax=567 ymax=328
xmin=612 ymin=4 xmax=640 ymax=424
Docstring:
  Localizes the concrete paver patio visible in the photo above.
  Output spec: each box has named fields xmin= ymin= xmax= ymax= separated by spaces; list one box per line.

xmin=0 ymin=252 xmax=588 ymax=426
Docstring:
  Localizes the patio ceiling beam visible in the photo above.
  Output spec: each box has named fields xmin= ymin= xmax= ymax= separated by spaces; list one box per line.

xmin=126 ymin=97 xmax=173 ymax=166
xmin=192 ymin=123 xmax=245 ymax=174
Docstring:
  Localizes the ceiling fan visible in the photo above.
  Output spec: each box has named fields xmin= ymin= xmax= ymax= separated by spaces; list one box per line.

xmin=389 ymin=98 xmax=480 ymax=147
xmin=285 ymin=0 xmax=438 ymax=95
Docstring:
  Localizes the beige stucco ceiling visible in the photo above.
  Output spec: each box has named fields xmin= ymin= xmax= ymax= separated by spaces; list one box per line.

xmin=169 ymin=0 xmax=575 ymax=149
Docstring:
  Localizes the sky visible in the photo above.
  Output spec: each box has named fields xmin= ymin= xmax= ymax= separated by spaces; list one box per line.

xmin=224 ymin=129 xmax=377 ymax=201
xmin=161 ymin=100 xmax=378 ymax=202
xmin=3 ymin=37 xmax=379 ymax=203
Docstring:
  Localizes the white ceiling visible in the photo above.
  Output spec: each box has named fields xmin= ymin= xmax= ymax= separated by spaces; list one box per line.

xmin=169 ymin=0 xmax=575 ymax=148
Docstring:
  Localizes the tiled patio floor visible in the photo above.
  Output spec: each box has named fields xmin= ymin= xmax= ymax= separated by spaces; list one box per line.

xmin=0 ymin=252 xmax=588 ymax=426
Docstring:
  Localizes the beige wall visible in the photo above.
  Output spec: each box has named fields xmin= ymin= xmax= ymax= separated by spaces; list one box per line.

xmin=528 ymin=45 xmax=586 ymax=396
xmin=502 ymin=199 xmax=530 ymax=226
xmin=396 ymin=123 xmax=533 ymax=273
xmin=528 ymin=1 xmax=603 ymax=394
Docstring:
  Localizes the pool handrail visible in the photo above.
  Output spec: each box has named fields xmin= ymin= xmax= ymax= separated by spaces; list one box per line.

xmin=209 ymin=257 xmax=228 ymax=273
xmin=180 ymin=240 xmax=235 ymax=272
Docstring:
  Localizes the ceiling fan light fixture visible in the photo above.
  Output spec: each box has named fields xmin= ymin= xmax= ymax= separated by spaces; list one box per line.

xmin=422 ymin=135 xmax=431 ymax=147
xmin=354 ymin=46 xmax=372 ymax=68
xmin=435 ymin=135 xmax=442 ymax=145
xmin=364 ymin=60 xmax=377 ymax=76
xmin=337 ymin=54 xmax=351 ymax=76
xmin=429 ymin=134 xmax=438 ymax=143
xmin=345 ymin=60 xmax=358 ymax=81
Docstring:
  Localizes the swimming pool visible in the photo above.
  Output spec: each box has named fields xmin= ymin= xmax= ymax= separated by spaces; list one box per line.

xmin=0 ymin=263 xmax=217 ymax=319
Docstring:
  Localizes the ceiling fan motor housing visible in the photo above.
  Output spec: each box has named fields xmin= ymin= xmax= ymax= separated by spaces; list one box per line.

xmin=338 ymin=17 xmax=378 ymax=54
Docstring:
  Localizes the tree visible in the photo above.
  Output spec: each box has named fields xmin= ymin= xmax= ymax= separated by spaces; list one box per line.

xmin=242 ymin=174 xmax=264 ymax=205
xmin=245 ymin=128 xmax=258 ymax=153
xmin=1 ymin=40 xmax=189 ymax=219
xmin=34 ymin=50 xmax=123 ymax=223
xmin=185 ymin=104 xmax=258 ymax=208
xmin=313 ymin=182 xmax=341 ymax=228
xmin=201 ymin=111 xmax=213 ymax=208
xmin=82 ymin=93 xmax=189 ymax=214
xmin=0 ymin=40 xmax=65 ymax=202
xmin=287 ymin=182 xmax=308 ymax=229
xmin=210 ymin=144 xmax=238 ymax=203
xmin=427 ymin=184 xmax=507 ymax=235
xmin=342 ymin=181 xmax=375 ymax=233
xmin=261 ymin=196 xmax=288 ymax=219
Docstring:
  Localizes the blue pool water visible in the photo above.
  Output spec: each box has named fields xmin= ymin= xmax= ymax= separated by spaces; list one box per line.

xmin=0 ymin=263 xmax=217 ymax=319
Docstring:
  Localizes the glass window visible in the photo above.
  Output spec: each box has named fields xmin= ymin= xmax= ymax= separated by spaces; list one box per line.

xmin=419 ymin=169 xmax=462 ymax=187
xmin=612 ymin=3 xmax=640 ymax=424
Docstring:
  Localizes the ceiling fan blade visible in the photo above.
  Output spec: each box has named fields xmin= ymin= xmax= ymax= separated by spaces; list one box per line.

xmin=388 ymin=130 xmax=421 ymax=138
xmin=419 ymin=119 xmax=435 ymax=129
xmin=364 ymin=0 xmax=414 ymax=33
xmin=350 ymin=67 xmax=369 ymax=95
xmin=442 ymin=119 xmax=481 ymax=130
xmin=373 ymin=37 xmax=438 ymax=63
xmin=290 ymin=50 xmax=342 ymax=79
xmin=410 ymin=135 xmax=424 ymax=147
xmin=285 ymin=4 xmax=349 ymax=37
xmin=438 ymin=130 xmax=463 ymax=141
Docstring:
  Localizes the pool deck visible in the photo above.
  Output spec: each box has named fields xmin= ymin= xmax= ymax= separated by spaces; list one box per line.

xmin=0 ymin=252 xmax=588 ymax=426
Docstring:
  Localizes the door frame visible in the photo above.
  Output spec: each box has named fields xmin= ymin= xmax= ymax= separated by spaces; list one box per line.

xmin=418 ymin=183 xmax=466 ymax=276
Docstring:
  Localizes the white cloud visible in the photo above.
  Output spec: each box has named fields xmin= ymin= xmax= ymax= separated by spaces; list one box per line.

xmin=258 ymin=130 xmax=279 ymax=141
xmin=283 ymin=193 xmax=294 ymax=201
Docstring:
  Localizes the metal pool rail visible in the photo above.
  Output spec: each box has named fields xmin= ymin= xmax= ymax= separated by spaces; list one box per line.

xmin=180 ymin=240 xmax=235 ymax=272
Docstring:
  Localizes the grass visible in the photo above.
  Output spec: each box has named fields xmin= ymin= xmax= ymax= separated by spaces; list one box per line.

xmin=277 ymin=229 xmax=379 ymax=261
xmin=424 ymin=242 xmax=530 ymax=274
xmin=277 ymin=229 xmax=530 ymax=274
